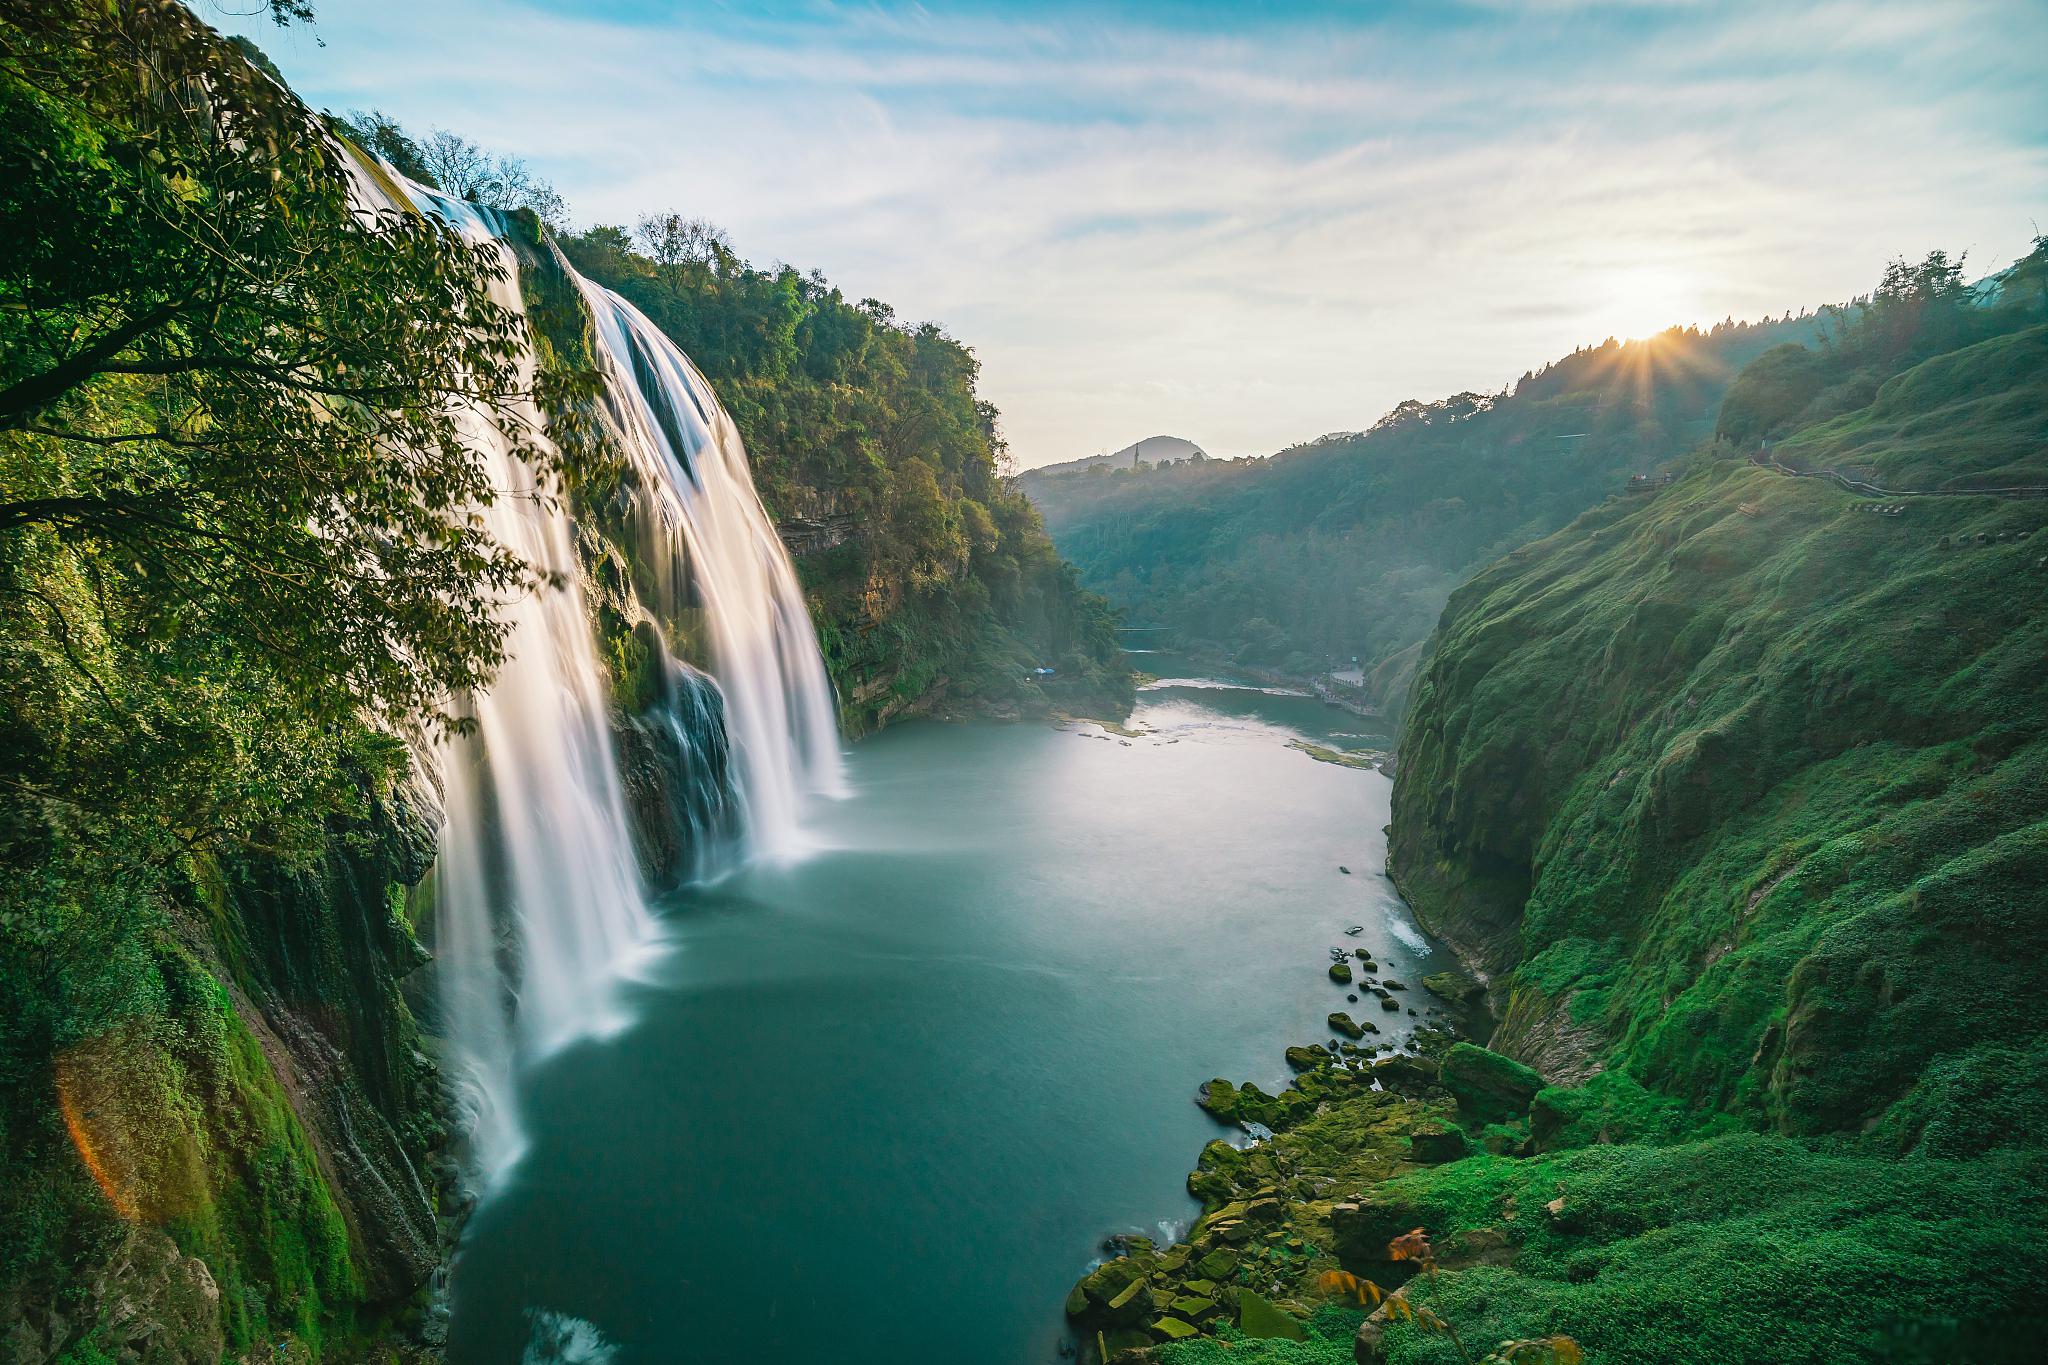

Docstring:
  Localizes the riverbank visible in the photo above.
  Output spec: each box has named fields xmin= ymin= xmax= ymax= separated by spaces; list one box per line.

xmin=1061 ymin=903 xmax=1507 ymax=1362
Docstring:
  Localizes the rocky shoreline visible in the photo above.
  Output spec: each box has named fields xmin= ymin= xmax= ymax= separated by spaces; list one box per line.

xmin=1062 ymin=914 xmax=1530 ymax=1363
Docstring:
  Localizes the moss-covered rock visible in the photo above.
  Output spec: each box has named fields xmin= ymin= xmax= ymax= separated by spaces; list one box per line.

xmin=1440 ymin=1043 xmax=1543 ymax=1122
xmin=1408 ymin=1120 xmax=1469 ymax=1165
xmin=1422 ymin=969 xmax=1485 ymax=1005
xmin=1235 ymin=1290 xmax=1306 ymax=1341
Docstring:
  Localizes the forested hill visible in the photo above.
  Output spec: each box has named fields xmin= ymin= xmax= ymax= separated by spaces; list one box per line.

xmin=1023 ymin=312 xmax=1822 ymax=717
xmin=554 ymin=222 xmax=1131 ymax=733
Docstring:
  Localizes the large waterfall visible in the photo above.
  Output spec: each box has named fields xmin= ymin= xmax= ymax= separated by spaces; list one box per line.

xmin=575 ymin=280 xmax=849 ymax=859
xmin=353 ymin=166 xmax=844 ymax=1176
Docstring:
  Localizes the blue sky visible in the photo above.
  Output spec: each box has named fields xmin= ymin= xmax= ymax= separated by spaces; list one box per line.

xmin=221 ymin=1 xmax=2047 ymax=467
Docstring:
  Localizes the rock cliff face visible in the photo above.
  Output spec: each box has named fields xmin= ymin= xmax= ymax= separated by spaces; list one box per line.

xmin=1390 ymin=327 xmax=2048 ymax=1131
xmin=2 ymin=777 xmax=450 ymax=1364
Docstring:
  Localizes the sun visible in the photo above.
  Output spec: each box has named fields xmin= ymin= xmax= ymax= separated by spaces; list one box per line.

xmin=1599 ymin=264 xmax=1701 ymax=342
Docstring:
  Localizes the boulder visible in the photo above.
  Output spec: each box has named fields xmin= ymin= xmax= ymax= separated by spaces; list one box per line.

xmin=1068 ymin=1257 xmax=1152 ymax=1325
xmin=1380 ymin=995 xmax=1401 ymax=1011
xmin=1236 ymin=1290 xmax=1307 ymax=1341
xmin=1286 ymin=1044 xmax=1331 ymax=1072
xmin=1328 ymin=1012 xmax=1366 ymax=1039
xmin=1440 ymin=1043 xmax=1543 ymax=1122
xmin=1329 ymin=962 xmax=1354 ymax=984
xmin=1408 ymin=1121 xmax=1468 ymax=1164
xmin=1422 ymin=969 xmax=1486 ymax=1005
xmin=1369 ymin=1053 xmax=1440 ymax=1095
xmin=1196 ymin=1079 xmax=1241 ymax=1121
xmin=1244 ymin=1196 xmax=1287 ymax=1226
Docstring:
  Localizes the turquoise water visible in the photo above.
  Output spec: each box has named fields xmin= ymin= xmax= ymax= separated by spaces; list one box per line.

xmin=446 ymin=657 xmax=1462 ymax=1364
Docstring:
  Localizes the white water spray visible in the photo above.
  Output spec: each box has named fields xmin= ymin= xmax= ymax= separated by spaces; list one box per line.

xmin=347 ymin=160 xmax=843 ymax=1177
xmin=575 ymin=283 xmax=847 ymax=860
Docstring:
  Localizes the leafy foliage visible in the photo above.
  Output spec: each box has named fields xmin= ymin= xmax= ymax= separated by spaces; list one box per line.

xmin=552 ymin=209 xmax=1133 ymax=726
xmin=0 ymin=6 xmax=553 ymax=1354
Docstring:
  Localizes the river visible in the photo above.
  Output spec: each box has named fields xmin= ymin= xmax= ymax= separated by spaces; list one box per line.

xmin=445 ymin=653 xmax=1464 ymax=1364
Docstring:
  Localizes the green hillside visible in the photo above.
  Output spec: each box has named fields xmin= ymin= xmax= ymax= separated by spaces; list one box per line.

xmin=1369 ymin=248 xmax=2048 ymax=1358
xmin=1024 ymin=314 xmax=1817 ymax=716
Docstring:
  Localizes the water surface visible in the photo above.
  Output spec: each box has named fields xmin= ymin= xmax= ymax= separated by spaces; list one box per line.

xmin=447 ymin=655 xmax=1462 ymax=1364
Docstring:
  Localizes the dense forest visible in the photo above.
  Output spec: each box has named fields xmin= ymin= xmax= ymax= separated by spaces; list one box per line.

xmin=555 ymin=222 xmax=1132 ymax=730
xmin=1 ymin=6 xmax=539 ymax=1358
xmin=1061 ymin=244 xmax=2048 ymax=1364
xmin=1025 ymin=313 xmax=1823 ymax=716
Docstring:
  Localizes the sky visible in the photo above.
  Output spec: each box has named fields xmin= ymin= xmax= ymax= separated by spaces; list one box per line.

xmin=219 ymin=0 xmax=2048 ymax=468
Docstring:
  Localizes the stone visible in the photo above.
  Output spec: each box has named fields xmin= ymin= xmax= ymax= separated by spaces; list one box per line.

xmin=1440 ymin=1043 xmax=1544 ymax=1122
xmin=1152 ymin=1316 xmax=1200 ymax=1340
xmin=1380 ymin=995 xmax=1401 ymax=1011
xmin=1195 ymin=1248 xmax=1239 ymax=1280
xmin=1422 ymin=969 xmax=1485 ymax=1004
xmin=1197 ymin=1079 xmax=1240 ymax=1121
xmin=1236 ymin=1290 xmax=1307 ymax=1341
xmin=1069 ymin=1257 xmax=1152 ymax=1325
xmin=1369 ymin=1053 xmax=1440 ymax=1094
xmin=1244 ymin=1197 xmax=1287 ymax=1226
xmin=1286 ymin=1044 xmax=1331 ymax=1072
xmin=1328 ymin=1011 xmax=1366 ymax=1039
xmin=1329 ymin=962 xmax=1354 ymax=984
xmin=1409 ymin=1122 xmax=1469 ymax=1164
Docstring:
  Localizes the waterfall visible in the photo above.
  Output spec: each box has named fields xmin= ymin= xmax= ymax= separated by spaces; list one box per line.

xmin=346 ymin=160 xmax=843 ymax=1178
xmin=573 ymin=281 xmax=848 ymax=859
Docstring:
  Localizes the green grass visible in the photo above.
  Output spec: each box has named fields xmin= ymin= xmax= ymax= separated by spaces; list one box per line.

xmin=1363 ymin=278 xmax=2048 ymax=1365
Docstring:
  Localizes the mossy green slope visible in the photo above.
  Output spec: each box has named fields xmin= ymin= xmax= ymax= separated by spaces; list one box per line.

xmin=1346 ymin=301 xmax=2048 ymax=1361
xmin=1392 ymin=336 xmax=2048 ymax=1126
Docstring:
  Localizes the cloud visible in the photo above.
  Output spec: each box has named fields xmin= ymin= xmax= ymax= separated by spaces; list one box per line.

xmin=224 ymin=0 xmax=2048 ymax=465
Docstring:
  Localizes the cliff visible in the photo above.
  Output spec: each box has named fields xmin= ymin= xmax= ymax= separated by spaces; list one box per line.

xmin=555 ymin=226 xmax=1135 ymax=735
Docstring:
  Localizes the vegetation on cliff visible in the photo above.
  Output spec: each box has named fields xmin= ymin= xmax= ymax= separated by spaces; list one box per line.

xmin=553 ymin=218 xmax=1131 ymax=731
xmin=0 ymin=5 xmax=594 ymax=1357
xmin=337 ymin=103 xmax=1135 ymax=728
xmin=1353 ymin=245 xmax=2048 ymax=1360
xmin=1023 ymin=314 xmax=1816 ymax=717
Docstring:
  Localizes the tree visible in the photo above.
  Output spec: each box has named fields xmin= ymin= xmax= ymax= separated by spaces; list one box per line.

xmin=415 ymin=126 xmax=569 ymax=229
xmin=635 ymin=212 xmax=734 ymax=285
xmin=340 ymin=107 xmax=438 ymax=186
xmin=0 ymin=0 xmax=603 ymax=865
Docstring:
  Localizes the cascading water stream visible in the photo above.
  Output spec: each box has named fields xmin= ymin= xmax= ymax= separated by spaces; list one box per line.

xmin=343 ymin=156 xmax=843 ymax=1179
xmin=573 ymin=282 xmax=848 ymax=860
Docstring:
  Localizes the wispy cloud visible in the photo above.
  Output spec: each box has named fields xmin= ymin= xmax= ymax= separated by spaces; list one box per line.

xmin=222 ymin=0 xmax=2047 ymax=465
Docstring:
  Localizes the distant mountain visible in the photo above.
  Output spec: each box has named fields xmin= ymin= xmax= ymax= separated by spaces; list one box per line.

xmin=1020 ymin=315 xmax=1826 ymax=718
xmin=1025 ymin=434 xmax=1206 ymax=477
